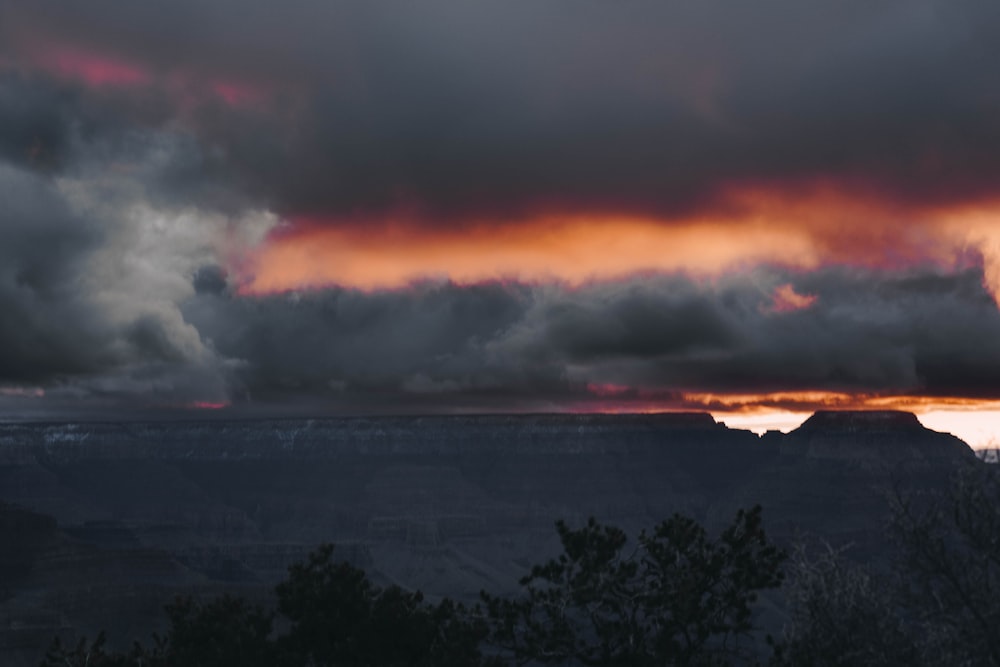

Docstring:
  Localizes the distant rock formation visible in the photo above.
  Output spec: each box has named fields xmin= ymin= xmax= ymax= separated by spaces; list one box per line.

xmin=779 ymin=410 xmax=974 ymax=464
xmin=0 ymin=411 xmax=980 ymax=665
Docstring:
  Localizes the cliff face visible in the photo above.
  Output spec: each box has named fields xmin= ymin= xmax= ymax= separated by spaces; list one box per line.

xmin=780 ymin=410 xmax=974 ymax=464
xmin=0 ymin=413 xmax=728 ymax=463
xmin=717 ymin=411 xmax=976 ymax=570
xmin=0 ymin=412 xmax=978 ymax=664
xmin=0 ymin=504 xmax=58 ymax=600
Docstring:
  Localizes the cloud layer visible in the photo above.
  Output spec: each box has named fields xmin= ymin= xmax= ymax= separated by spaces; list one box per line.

xmin=1 ymin=1 xmax=999 ymax=414
xmin=3 ymin=1 xmax=1000 ymax=220
xmin=177 ymin=266 xmax=1000 ymax=411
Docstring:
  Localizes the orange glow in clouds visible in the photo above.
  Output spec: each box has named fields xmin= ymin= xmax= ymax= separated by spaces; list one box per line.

xmin=233 ymin=187 xmax=1000 ymax=448
xmin=239 ymin=216 xmax=821 ymax=293
xmin=768 ymin=284 xmax=817 ymax=312
xmin=237 ymin=187 xmax=1000 ymax=296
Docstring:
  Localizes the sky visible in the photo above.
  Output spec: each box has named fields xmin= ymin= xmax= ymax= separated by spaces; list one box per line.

xmin=1 ymin=1 xmax=999 ymax=446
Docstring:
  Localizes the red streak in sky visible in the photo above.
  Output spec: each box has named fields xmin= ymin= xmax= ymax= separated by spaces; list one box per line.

xmin=211 ymin=81 xmax=263 ymax=107
xmin=42 ymin=49 xmax=150 ymax=87
xmin=21 ymin=46 xmax=271 ymax=113
xmin=189 ymin=401 xmax=229 ymax=410
xmin=585 ymin=383 xmax=635 ymax=398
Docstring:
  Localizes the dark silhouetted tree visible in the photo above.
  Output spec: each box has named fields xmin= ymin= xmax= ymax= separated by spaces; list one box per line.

xmin=483 ymin=505 xmax=785 ymax=666
xmin=41 ymin=545 xmax=497 ymax=667
xmin=43 ymin=509 xmax=791 ymax=667
xmin=770 ymin=544 xmax=919 ymax=667
xmin=275 ymin=544 xmax=499 ymax=666
xmin=164 ymin=595 xmax=275 ymax=667
xmin=39 ymin=596 xmax=270 ymax=667
xmin=774 ymin=460 xmax=1000 ymax=666
xmin=40 ymin=631 xmax=167 ymax=667
xmin=890 ymin=461 xmax=1000 ymax=666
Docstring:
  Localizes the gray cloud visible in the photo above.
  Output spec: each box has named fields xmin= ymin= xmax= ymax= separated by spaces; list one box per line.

xmin=177 ymin=266 xmax=1000 ymax=410
xmin=3 ymin=158 xmax=1000 ymax=414
xmin=0 ymin=164 xmax=105 ymax=381
xmin=0 ymin=158 xmax=243 ymax=404
xmin=2 ymin=1 xmax=1000 ymax=413
xmin=181 ymin=280 xmax=541 ymax=403
xmin=1 ymin=0 xmax=998 ymax=224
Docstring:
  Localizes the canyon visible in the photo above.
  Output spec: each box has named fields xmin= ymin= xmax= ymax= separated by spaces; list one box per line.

xmin=0 ymin=411 xmax=979 ymax=665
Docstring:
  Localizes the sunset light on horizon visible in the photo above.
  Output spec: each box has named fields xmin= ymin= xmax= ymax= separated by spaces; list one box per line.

xmin=234 ymin=193 xmax=1000 ymax=300
xmin=0 ymin=1 xmax=999 ymax=450
xmin=715 ymin=406 xmax=1000 ymax=450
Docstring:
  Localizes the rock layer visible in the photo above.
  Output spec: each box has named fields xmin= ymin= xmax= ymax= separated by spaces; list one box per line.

xmin=0 ymin=412 xmax=977 ymax=665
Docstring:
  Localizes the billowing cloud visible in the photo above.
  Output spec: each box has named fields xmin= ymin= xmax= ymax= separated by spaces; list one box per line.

xmin=1 ymin=0 xmax=999 ymax=425
xmin=3 ymin=0 xmax=1000 ymax=222
xmin=0 ymin=151 xmax=274 ymax=408
xmin=0 ymin=164 xmax=104 ymax=382
xmin=176 ymin=265 xmax=1000 ymax=412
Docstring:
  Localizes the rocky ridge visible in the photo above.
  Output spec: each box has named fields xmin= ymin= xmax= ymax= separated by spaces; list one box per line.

xmin=0 ymin=411 xmax=977 ymax=665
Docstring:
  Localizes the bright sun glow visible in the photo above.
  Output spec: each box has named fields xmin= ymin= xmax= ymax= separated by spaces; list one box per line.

xmin=714 ymin=407 xmax=1000 ymax=450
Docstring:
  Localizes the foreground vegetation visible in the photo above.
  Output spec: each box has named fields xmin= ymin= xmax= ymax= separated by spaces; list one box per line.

xmin=42 ymin=461 xmax=1000 ymax=666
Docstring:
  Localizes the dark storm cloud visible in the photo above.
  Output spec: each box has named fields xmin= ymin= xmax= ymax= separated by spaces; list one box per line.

xmin=0 ymin=164 xmax=105 ymax=381
xmin=180 ymin=265 xmax=1000 ymax=409
xmin=192 ymin=265 xmax=229 ymax=296
xmin=0 ymin=72 xmax=75 ymax=171
xmin=181 ymin=280 xmax=552 ymax=403
xmin=0 ymin=161 xmax=233 ymax=402
xmin=656 ymin=268 xmax=1000 ymax=395
xmin=3 ymin=0 xmax=1000 ymax=413
xmin=519 ymin=285 xmax=739 ymax=363
xmin=0 ymin=67 xmax=231 ymax=212
xmin=497 ymin=268 xmax=1000 ymax=398
xmin=2 ymin=0 xmax=998 ymax=224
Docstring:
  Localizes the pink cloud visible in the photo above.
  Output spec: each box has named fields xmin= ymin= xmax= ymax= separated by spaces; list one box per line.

xmin=769 ymin=283 xmax=818 ymax=313
xmin=0 ymin=386 xmax=45 ymax=398
xmin=211 ymin=81 xmax=264 ymax=108
xmin=41 ymin=48 xmax=150 ymax=88
xmin=189 ymin=401 xmax=229 ymax=410
xmin=586 ymin=383 xmax=635 ymax=398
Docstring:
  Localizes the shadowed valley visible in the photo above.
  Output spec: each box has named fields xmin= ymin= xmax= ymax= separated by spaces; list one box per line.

xmin=0 ymin=411 xmax=981 ymax=665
